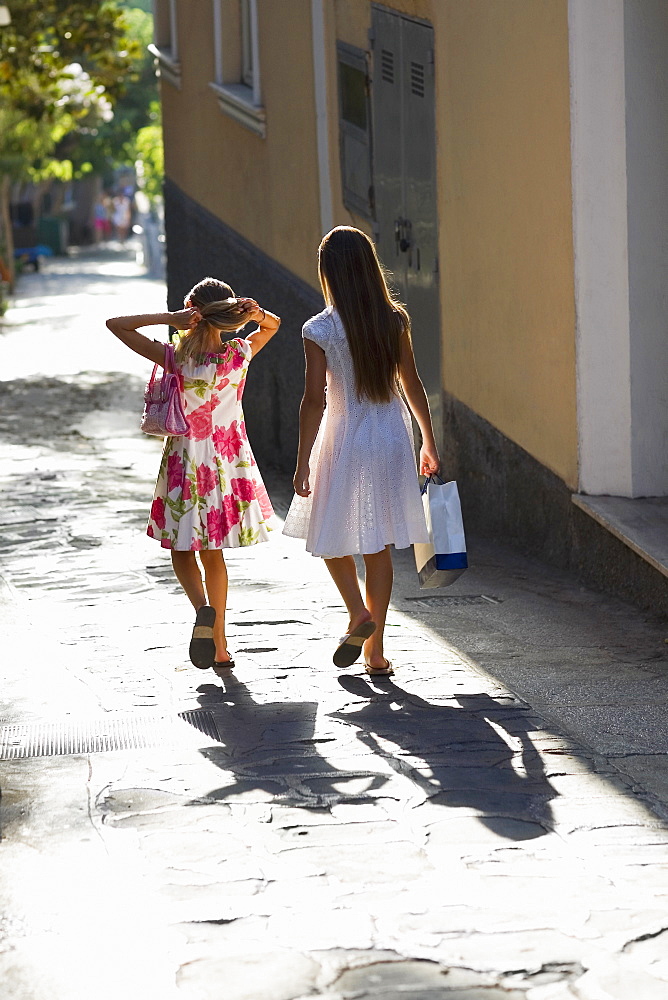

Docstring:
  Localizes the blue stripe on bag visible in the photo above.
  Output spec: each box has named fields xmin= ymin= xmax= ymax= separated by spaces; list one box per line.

xmin=434 ymin=552 xmax=468 ymax=570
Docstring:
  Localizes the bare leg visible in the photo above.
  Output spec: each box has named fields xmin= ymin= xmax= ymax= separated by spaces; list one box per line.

xmin=199 ymin=550 xmax=230 ymax=662
xmin=324 ymin=555 xmax=373 ymax=633
xmin=362 ymin=546 xmax=394 ymax=669
xmin=171 ymin=550 xmax=206 ymax=610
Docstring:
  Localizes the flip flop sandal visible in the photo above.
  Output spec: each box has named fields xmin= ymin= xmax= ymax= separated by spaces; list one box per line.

xmin=333 ymin=620 xmax=376 ymax=668
xmin=365 ymin=660 xmax=394 ymax=677
xmin=189 ymin=605 xmax=216 ymax=669
xmin=213 ymin=658 xmax=235 ymax=677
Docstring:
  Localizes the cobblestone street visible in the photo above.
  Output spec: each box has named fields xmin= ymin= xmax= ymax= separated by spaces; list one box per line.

xmin=1 ymin=247 xmax=668 ymax=1000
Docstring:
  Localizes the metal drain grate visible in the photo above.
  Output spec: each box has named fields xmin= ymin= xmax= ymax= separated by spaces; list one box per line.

xmin=403 ymin=594 xmax=501 ymax=608
xmin=0 ymin=710 xmax=220 ymax=760
xmin=178 ymin=709 xmax=220 ymax=742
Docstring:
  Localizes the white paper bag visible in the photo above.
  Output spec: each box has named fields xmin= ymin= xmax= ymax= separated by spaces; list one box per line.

xmin=414 ymin=478 xmax=468 ymax=589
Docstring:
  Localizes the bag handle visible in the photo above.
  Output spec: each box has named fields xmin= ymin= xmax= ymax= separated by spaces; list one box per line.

xmin=421 ymin=472 xmax=446 ymax=495
xmin=159 ymin=343 xmax=177 ymax=401
xmin=146 ymin=341 xmax=174 ymax=388
xmin=146 ymin=342 xmax=177 ymax=402
xmin=163 ymin=341 xmax=175 ymax=374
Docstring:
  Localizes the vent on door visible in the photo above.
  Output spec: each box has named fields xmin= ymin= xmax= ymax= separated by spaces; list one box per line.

xmin=381 ymin=49 xmax=394 ymax=84
xmin=410 ymin=61 xmax=425 ymax=97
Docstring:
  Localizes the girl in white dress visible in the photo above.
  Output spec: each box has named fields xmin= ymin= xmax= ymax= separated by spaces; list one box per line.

xmin=283 ymin=227 xmax=440 ymax=675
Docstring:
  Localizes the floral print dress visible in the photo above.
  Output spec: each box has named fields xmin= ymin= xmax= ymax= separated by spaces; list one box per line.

xmin=147 ymin=336 xmax=273 ymax=550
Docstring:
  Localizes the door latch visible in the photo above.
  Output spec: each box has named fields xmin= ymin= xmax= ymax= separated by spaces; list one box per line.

xmin=394 ymin=217 xmax=412 ymax=254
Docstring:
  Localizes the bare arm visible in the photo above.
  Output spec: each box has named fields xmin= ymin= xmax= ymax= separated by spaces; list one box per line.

xmin=241 ymin=299 xmax=281 ymax=357
xmin=398 ymin=331 xmax=441 ymax=476
xmin=105 ymin=308 xmax=198 ymax=365
xmin=293 ymin=338 xmax=327 ymax=496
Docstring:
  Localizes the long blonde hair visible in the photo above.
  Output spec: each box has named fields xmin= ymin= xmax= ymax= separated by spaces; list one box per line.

xmin=175 ymin=276 xmax=249 ymax=362
xmin=318 ymin=226 xmax=409 ymax=403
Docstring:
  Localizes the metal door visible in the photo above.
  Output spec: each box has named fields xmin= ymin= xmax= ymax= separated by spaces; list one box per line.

xmin=371 ymin=5 xmax=442 ymax=449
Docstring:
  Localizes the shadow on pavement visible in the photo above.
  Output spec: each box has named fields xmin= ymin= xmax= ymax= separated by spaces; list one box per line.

xmin=333 ymin=677 xmax=556 ymax=839
xmin=191 ymin=674 xmax=556 ymax=841
xmin=193 ymin=677 xmax=390 ymax=809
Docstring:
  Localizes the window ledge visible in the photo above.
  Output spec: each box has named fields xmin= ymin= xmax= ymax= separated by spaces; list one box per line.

xmin=148 ymin=43 xmax=181 ymax=89
xmin=572 ymin=493 xmax=668 ymax=578
xmin=209 ymin=82 xmax=266 ymax=137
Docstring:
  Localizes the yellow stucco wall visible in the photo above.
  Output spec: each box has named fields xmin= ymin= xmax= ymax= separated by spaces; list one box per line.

xmin=161 ymin=0 xmax=578 ymax=487
xmin=433 ymin=0 xmax=578 ymax=486
xmin=329 ymin=0 xmax=578 ymax=485
xmin=161 ymin=0 xmax=321 ymax=290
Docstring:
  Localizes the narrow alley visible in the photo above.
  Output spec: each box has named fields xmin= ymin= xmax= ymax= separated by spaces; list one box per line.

xmin=1 ymin=246 xmax=667 ymax=1000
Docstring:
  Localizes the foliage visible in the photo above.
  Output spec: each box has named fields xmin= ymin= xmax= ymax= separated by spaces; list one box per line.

xmin=0 ymin=2 xmax=141 ymax=181
xmin=135 ymin=109 xmax=164 ymax=206
xmin=0 ymin=107 xmax=69 ymax=177
xmin=57 ymin=5 xmax=160 ymax=180
xmin=0 ymin=0 xmax=163 ymax=283
xmin=0 ymin=2 xmax=139 ymax=119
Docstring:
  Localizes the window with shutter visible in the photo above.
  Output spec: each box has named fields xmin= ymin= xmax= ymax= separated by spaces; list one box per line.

xmin=337 ymin=42 xmax=373 ymax=219
xmin=149 ymin=0 xmax=181 ymax=88
xmin=209 ymin=0 xmax=266 ymax=137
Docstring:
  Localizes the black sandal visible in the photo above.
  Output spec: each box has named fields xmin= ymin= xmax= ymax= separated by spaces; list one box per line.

xmin=189 ymin=605 xmax=216 ymax=669
xmin=333 ymin=620 xmax=376 ymax=668
xmin=365 ymin=660 xmax=394 ymax=677
xmin=213 ymin=658 xmax=235 ymax=677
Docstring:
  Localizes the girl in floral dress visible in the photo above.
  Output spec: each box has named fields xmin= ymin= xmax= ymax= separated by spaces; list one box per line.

xmin=106 ymin=277 xmax=281 ymax=672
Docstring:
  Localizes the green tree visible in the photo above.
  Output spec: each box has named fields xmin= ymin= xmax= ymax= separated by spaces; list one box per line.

xmin=135 ymin=104 xmax=164 ymax=209
xmin=58 ymin=6 xmax=159 ymax=184
xmin=0 ymin=1 xmax=139 ymax=280
xmin=0 ymin=2 xmax=138 ymax=117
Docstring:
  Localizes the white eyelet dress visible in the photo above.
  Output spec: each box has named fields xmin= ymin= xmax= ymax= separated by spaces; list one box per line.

xmin=282 ymin=307 xmax=429 ymax=558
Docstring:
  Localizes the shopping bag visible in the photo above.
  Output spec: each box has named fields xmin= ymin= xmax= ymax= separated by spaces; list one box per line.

xmin=414 ymin=477 xmax=468 ymax=589
xmin=141 ymin=342 xmax=188 ymax=437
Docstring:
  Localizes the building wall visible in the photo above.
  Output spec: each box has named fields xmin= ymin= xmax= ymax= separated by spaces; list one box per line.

xmin=326 ymin=0 xmax=579 ymax=488
xmin=161 ymin=0 xmax=578 ymax=491
xmin=569 ymin=0 xmax=634 ymax=498
xmin=569 ymin=0 xmax=668 ymax=499
xmin=162 ymin=0 xmax=322 ymax=291
xmin=434 ymin=0 xmax=578 ymax=489
xmin=624 ymin=0 xmax=668 ymax=496
xmin=322 ymin=0 xmax=431 ymax=240
xmin=157 ymin=0 xmax=666 ymax=610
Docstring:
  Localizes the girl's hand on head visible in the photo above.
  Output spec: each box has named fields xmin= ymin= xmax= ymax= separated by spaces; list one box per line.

xmin=237 ymin=298 xmax=263 ymax=324
xmin=171 ymin=307 xmax=201 ymax=329
xmin=293 ymin=465 xmax=311 ymax=497
xmin=419 ymin=444 xmax=441 ymax=477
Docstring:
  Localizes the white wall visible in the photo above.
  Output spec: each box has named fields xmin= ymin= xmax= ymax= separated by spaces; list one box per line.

xmin=570 ymin=0 xmax=668 ymax=497
xmin=569 ymin=0 xmax=633 ymax=496
xmin=624 ymin=0 xmax=668 ymax=496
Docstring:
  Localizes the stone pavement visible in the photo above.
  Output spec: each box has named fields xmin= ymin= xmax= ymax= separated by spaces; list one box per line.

xmin=1 ymin=248 xmax=668 ymax=1000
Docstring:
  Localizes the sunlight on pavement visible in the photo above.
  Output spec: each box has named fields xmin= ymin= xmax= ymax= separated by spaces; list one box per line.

xmin=0 ymin=244 xmax=168 ymax=381
xmin=2 ymin=248 xmax=668 ymax=999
